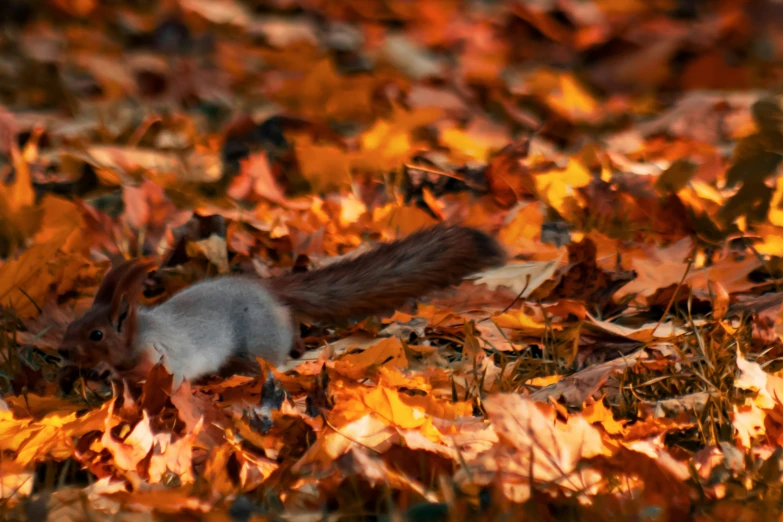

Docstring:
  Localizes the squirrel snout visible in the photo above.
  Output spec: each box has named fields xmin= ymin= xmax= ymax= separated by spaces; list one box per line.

xmin=57 ymin=346 xmax=86 ymax=364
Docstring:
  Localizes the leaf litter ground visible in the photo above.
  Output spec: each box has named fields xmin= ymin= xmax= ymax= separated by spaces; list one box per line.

xmin=3 ymin=0 xmax=783 ymax=520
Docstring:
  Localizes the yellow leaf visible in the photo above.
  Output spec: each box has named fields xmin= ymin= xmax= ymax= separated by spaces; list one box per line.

xmin=582 ymin=400 xmax=626 ymax=436
xmin=338 ymin=193 xmax=367 ymax=228
xmin=525 ymin=70 xmax=601 ymax=122
xmin=553 ymin=74 xmax=599 ymax=119
xmin=376 ymin=366 xmax=431 ymax=391
xmin=329 ymin=380 xmax=446 ymax=442
xmin=399 ymin=392 xmax=474 ymax=422
xmin=441 ymin=128 xmax=490 ymax=161
xmin=291 ymin=414 xmax=395 ymax=475
xmin=493 ymin=310 xmax=552 ymax=335
xmin=534 ymin=159 xmax=591 ymax=217
xmin=361 ymin=121 xmax=410 ymax=157
xmin=0 ymin=145 xmax=40 ymax=249
xmin=497 ymin=203 xmax=554 ymax=256
xmin=357 ymin=106 xmax=443 ymax=171
xmin=755 ymin=225 xmax=783 ymax=256
xmin=0 ymin=399 xmax=115 ymax=466
xmin=16 ymin=425 xmax=60 ymax=467
xmin=3 ymin=394 xmax=85 ymax=419
xmin=769 ymin=175 xmax=783 ymax=227
xmin=524 ymin=375 xmax=563 ymax=387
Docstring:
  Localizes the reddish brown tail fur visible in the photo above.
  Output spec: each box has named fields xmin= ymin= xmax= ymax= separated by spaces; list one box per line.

xmin=265 ymin=225 xmax=507 ymax=324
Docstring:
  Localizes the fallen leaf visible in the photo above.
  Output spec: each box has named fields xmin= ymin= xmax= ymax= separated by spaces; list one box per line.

xmin=532 ymin=351 xmax=645 ymax=407
xmin=457 ymin=394 xmax=613 ymax=502
xmin=101 ymin=407 xmax=154 ymax=472
xmin=471 ymin=257 xmax=563 ymax=296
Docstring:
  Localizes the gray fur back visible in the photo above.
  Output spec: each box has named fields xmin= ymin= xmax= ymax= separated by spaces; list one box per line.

xmin=134 ymin=277 xmax=293 ymax=381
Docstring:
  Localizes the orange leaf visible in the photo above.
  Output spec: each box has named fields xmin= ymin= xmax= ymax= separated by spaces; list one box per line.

xmin=101 ymin=406 xmax=154 ymax=472
xmin=293 ymin=136 xmax=352 ymax=193
xmin=148 ymin=417 xmax=202 ymax=484
xmin=330 ymin=337 xmax=408 ymax=380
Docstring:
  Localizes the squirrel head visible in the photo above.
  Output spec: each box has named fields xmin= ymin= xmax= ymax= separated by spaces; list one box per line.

xmin=59 ymin=258 xmax=155 ymax=369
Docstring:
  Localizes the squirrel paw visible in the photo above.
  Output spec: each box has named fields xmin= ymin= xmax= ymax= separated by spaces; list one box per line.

xmin=57 ymin=363 xmax=114 ymax=394
xmin=289 ymin=334 xmax=306 ymax=359
xmin=93 ymin=361 xmax=120 ymax=381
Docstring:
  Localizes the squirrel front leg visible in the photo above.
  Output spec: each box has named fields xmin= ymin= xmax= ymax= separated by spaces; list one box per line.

xmin=289 ymin=331 xmax=306 ymax=359
xmin=115 ymin=355 xmax=157 ymax=383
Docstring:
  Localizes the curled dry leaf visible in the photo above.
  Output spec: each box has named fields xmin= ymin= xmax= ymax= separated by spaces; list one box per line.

xmin=531 ymin=350 xmax=645 ymax=407
xmin=471 ymin=257 xmax=562 ymax=297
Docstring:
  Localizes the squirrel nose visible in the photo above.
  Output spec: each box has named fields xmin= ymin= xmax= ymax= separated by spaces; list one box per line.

xmin=57 ymin=348 xmax=71 ymax=360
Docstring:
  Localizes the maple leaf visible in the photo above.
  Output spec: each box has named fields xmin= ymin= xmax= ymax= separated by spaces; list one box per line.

xmin=0 ymin=230 xmax=71 ymax=318
xmin=357 ymin=106 xmax=443 ymax=171
xmin=148 ymin=417 xmax=202 ymax=484
xmin=329 ymin=337 xmax=408 ymax=380
xmin=101 ymin=407 xmax=154 ymax=472
xmin=457 ymin=394 xmax=614 ymax=502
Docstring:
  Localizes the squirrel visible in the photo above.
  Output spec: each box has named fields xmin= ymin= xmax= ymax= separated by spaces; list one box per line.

xmin=56 ymin=224 xmax=507 ymax=386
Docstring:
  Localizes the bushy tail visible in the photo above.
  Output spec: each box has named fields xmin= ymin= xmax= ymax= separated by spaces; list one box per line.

xmin=265 ymin=225 xmax=507 ymax=323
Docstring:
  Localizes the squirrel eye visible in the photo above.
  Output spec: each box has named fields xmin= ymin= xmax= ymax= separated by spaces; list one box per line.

xmin=88 ymin=330 xmax=104 ymax=342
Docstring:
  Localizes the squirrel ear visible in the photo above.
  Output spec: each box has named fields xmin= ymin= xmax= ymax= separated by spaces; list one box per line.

xmin=93 ymin=258 xmax=138 ymax=305
xmin=109 ymin=259 xmax=156 ymax=332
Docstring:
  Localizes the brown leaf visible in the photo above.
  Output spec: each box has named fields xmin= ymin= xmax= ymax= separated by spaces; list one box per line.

xmin=484 ymin=141 xmax=529 ymax=207
xmin=532 ymin=350 xmax=645 ymax=407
